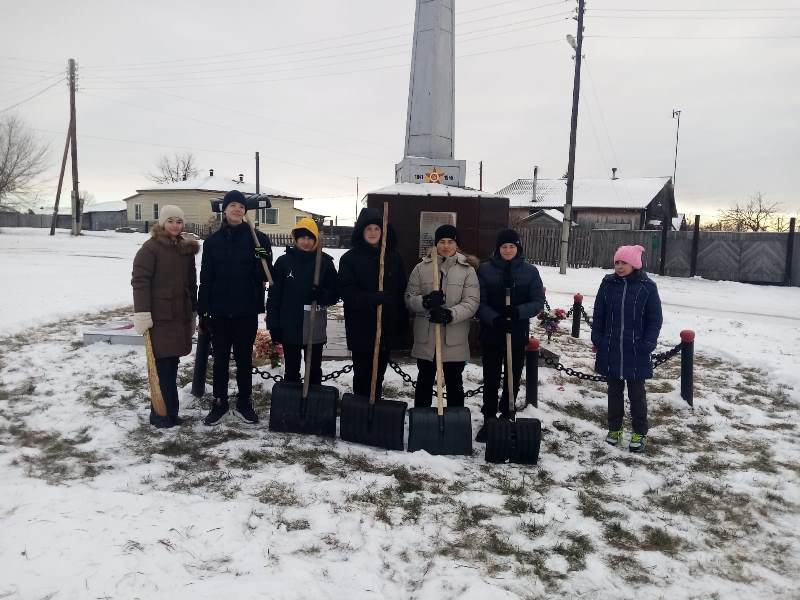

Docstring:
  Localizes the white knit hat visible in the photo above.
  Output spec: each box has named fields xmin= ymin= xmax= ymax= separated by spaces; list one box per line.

xmin=158 ymin=205 xmax=184 ymax=226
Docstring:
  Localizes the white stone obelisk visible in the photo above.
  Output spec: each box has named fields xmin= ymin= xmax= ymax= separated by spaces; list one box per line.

xmin=395 ymin=0 xmax=466 ymax=187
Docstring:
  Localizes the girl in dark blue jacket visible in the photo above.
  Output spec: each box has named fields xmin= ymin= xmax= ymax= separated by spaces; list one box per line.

xmin=591 ymin=245 xmax=663 ymax=453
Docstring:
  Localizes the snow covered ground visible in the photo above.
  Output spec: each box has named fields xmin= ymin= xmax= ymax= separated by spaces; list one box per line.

xmin=0 ymin=227 xmax=798 ymax=599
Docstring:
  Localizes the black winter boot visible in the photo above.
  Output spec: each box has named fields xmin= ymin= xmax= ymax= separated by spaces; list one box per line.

xmin=204 ymin=398 xmax=229 ymax=426
xmin=233 ymin=397 xmax=259 ymax=424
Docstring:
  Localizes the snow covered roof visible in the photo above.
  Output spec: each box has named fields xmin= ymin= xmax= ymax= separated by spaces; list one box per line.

xmin=86 ymin=201 xmax=127 ymax=213
xmin=366 ymin=182 xmax=503 ymax=198
xmin=136 ymin=173 xmax=301 ymax=199
xmin=498 ymin=177 xmax=670 ymax=209
xmin=520 ymin=208 xmax=576 ymax=225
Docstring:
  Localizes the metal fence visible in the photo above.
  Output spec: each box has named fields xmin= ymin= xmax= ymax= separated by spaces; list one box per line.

xmin=520 ymin=225 xmax=800 ymax=286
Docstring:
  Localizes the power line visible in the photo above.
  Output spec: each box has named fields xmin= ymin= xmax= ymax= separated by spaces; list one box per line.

xmin=81 ymin=13 xmax=570 ymax=84
xmin=587 ymin=34 xmax=800 ymax=40
xmin=589 ymin=14 xmax=800 ymax=20
xmin=81 ymin=0 xmax=566 ymax=71
xmin=1 ymin=71 xmax=65 ymax=100
xmin=0 ymin=78 xmax=65 ymax=113
xmin=591 ymin=7 xmax=800 ymax=12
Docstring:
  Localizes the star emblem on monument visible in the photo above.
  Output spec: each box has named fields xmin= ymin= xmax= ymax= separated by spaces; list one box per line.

xmin=424 ymin=167 xmax=445 ymax=184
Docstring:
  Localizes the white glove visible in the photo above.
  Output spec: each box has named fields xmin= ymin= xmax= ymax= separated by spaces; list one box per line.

xmin=133 ymin=312 xmax=153 ymax=335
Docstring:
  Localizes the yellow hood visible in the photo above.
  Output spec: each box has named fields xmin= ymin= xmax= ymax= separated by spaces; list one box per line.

xmin=292 ymin=217 xmax=320 ymax=250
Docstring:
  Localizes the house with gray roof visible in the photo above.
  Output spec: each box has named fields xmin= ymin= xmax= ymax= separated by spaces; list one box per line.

xmin=497 ymin=175 xmax=677 ymax=230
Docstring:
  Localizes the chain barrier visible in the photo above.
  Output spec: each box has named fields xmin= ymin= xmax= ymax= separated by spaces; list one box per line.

xmin=387 ymin=360 xmax=484 ymax=399
xmin=580 ymin=305 xmax=593 ymax=327
xmin=254 ymin=342 xmax=682 ymax=389
xmin=253 ymin=363 xmax=354 ymax=384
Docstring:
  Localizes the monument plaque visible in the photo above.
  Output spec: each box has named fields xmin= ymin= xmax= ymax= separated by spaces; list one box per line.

xmin=418 ymin=211 xmax=456 ymax=257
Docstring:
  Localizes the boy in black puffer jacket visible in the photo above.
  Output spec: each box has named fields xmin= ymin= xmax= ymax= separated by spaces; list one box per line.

xmin=198 ymin=190 xmax=272 ymax=426
xmin=338 ymin=207 xmax=408 ymax=400
xmin=267 ymin=217 xmax=339 ymax=384
xmin=475 ymin=229 xmax=545 ymax=443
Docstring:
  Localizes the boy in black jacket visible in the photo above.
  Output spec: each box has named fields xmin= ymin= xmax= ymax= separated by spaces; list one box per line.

xmin=267 ymin=217 xmax=339 ymax=384
xmin=338 ymin=207 xmax=408 ymax=400
xmin=198 ymin=190 xmax=272 ymax=426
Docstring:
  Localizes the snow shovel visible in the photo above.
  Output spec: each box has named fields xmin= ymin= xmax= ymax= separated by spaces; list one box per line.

xmin=143 ymin=330 xmax=168 ymax=417
xmin=485 ymin=289 xmax=541 ymax=465
xmin=191 ymin=329 xmax=211 ymax=398
xmin=246 ymin=213 xmax=273 ymax=285
xmin=340 ymin=203 xmax=407 ymax=451
xmin=269 ymin=229 xmax=339 ymax=437
xmin=407 ymin=247 xmax=472 ymax=455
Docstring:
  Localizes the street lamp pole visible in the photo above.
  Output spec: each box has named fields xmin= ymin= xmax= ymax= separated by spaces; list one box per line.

xmin=559 ymin=0 xmax=586 ymax=275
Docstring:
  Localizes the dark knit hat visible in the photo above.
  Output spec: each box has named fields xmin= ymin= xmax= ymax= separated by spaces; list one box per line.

xmin=495 ymin=228 xmax=521 ymax=252
xmin=222 ymin=189 xmax=247 ymax=212
xmin=434 ymin=224 xmax=458 ymax=245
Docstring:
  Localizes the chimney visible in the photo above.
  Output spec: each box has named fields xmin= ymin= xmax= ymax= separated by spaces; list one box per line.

xmin=209 ymin=169 xmax=214 ymax=177
xmin=611 ymin=167 xmax=618 ymax=180
xmin=239 ymin=173 xmax=244 ymax=183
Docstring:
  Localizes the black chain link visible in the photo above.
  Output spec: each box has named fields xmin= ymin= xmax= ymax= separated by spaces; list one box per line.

xmin=253 ymin=363 xmax=353 ymax=384
xmin=543 ymin=298 xmax=551 ymax=311
xmin=651 ymin=343 xmax=681 ymax=368
xmin=388 ymin=360 xmax=484 ymax=399
xmin=541 ymin=341 xmax=682 ymax=382
xmin=580 ymin=305 xmax=593 ymax=327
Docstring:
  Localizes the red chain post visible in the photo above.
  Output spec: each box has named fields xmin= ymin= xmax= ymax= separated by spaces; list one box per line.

xmin=680 ymin=330 xmax=695 ymax=407
xmin=571 ymin=293 xmax=583 ymax=338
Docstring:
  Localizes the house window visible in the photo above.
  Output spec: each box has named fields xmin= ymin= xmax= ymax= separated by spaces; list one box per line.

xmin=134 ymin=204 xmax=142 ymax=220
xmin=259 ymin=208 xmax=278 ymax=225
xmin=295 ymin=215 xmax=305 ymax=224
xmin=153 ymin=203 xmax=159 ymax=220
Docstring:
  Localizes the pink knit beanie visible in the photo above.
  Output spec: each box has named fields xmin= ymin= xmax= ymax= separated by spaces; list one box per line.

xmin=613 ymin=245 xmax=645 ymax=269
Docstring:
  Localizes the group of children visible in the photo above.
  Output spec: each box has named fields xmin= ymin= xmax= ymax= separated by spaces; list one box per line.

xmin=132 ymin=192 xmax=663 ymax=453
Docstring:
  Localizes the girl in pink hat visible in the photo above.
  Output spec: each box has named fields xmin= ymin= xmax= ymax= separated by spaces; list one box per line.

xmin=590 ymin=245 xmax=663 ymax=453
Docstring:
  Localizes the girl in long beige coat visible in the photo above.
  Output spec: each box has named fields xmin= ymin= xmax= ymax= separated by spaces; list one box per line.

xmin=131 ymin=205 xmax=199 ymax=428
xmin=405 ymin=225 xmax=479 ymax=408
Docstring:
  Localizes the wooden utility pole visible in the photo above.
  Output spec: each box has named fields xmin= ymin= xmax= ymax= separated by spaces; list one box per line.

xmin=559 ymin=0 xmax=585 ymax=274
xmin=50 ymin=125 xmax=72 ymax=236
xmin=255 ymin=151 xmax=260 ymax=194
xmin=355 ymin=176 xmax=359 ymax=221
xmin=479 ymin=160 xmax=483 ymax=191
xmin=68 ymin=58 xmax=81 ymax=236
xmin=531 ymin=165 xmax=538 ymax=204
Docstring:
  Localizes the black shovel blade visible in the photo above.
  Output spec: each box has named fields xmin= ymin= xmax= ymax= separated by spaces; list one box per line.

xmin=407 ymin=407 xmax=472 ymax=456
xmin=268 ymin=381 xmax=339 ymax=437
xmin=191 ymin=331 xmax=212 ymax=398
xmin=339 ymin=393 xmax=407 ymax=451
xmin=485 ymin=417 xmax=541 ymax=465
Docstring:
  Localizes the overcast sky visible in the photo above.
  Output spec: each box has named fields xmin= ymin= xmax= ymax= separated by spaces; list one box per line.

xmin=2 ymin=0 xmax=798 ymax=224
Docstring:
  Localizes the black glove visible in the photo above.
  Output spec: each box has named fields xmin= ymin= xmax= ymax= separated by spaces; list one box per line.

xmin=422 ymin=290 xmax=445 ymax=310
xmin=369 ymin=291 xmax=386 ymax=307
xmin=492 ymin=316 xmax=513 ymax=333
xmin=428 ymin=307 xmax=453 ymax=325
xmin=199 ymin=315 xmax=213 ymax=335
xmin=307 ymin=284 xmax=323 ymax=303
xmin=254 ymin=246 xmax=270 ymax=261
xmin=502 ymin=305 xmax=519 ymax=320
xmin=269 ymin=329 xmax=283 ymax=344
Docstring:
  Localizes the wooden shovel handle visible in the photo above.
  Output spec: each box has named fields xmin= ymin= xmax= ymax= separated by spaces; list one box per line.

xmin=431 ymin=247 xmax=444 ymax=416
xmin=369 ymin=203 xmax=389 ymax=404
xmin=505 ymin=289 xmax=514 ymax=414
xmin=144 ymin=330 xmax=168 ymax=417
xmin=302 ymin=227 xmax=324 ymax=399
xmin=246 ymin=214 xmax=273 ymax=285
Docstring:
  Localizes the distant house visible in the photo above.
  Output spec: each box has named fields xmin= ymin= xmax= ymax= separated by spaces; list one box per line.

xmin=121 ymin=170 xmax=313 ymax=235
xmin=517 ymin=208 xmax=577 ymax=230
xmin=497 ymin=176 xmax=678 ymax=230
xmin=30 ymin=200 xmax=127 ymax=230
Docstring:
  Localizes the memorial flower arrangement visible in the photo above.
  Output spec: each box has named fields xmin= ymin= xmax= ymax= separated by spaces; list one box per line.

xmin=253 ymin=329 xmax=282 ymax=368
xmin=537 ymin=307 xmax=567 ymax=341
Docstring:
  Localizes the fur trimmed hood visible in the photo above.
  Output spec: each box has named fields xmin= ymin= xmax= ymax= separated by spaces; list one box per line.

xmin=150 ymin=224 xmax=200 ymax=255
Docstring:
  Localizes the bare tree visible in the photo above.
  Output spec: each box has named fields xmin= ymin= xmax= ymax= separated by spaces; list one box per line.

xmin=0 ymin=115 xmax=49 ymax=211
xmin=717 ymin=192 xmax=781 ymax=232
xmin=770 ymin=214 xmax=792 ymax=233
xmin=146 ymin=152 xmax=198 ymax=184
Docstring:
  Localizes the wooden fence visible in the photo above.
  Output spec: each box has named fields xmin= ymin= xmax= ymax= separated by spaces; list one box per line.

xmin=519 ymin=227 xmax=591 ymax=268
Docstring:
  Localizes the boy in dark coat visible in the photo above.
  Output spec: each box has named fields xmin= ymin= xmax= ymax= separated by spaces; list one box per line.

xmin=338 ymin=207 xmax=408 ymax=400
xmin=475 ymin=229 xmax=545 ymax=443
xmin=267 ymin=217 xmax=339 ymax=384
xmin=591 ymin=244 xmax=663 ymax=453
xmin=198 ymin=189 xmax=273 ymax=426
